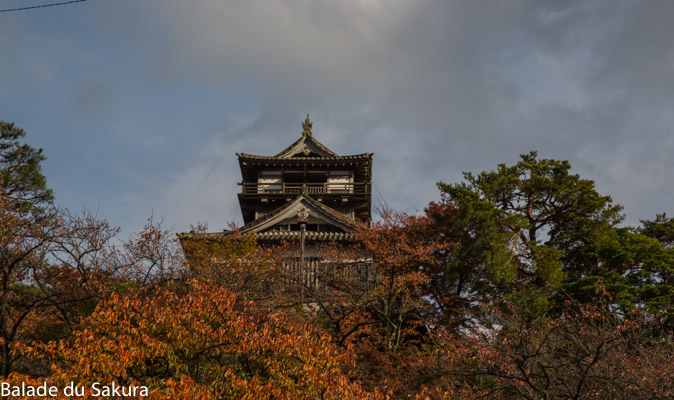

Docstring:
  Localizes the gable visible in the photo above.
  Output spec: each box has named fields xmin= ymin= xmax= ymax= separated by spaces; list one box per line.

xmin=240 ymin=195 xmax=356 ymax=234
xmin=274 ymin=135 xmax=339 ymax=158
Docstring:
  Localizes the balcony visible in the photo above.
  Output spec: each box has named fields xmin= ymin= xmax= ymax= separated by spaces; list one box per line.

xmin=240 ymin=182 xmax=370 ymax=195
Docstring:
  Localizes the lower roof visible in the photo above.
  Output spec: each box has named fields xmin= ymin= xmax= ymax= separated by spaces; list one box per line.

xmin=177 ymin=230 xmax=356 ymax=243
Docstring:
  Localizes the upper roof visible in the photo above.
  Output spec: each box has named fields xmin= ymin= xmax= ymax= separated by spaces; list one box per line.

xmin=236 ymin=153 xmax=373 ymax=162
xmin=237 ymin=115 xmax=373 ymax=161
xmin=275 ymin=115 xmax=339 ymax=158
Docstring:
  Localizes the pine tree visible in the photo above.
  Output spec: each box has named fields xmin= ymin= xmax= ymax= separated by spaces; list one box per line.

xmin=0 ymin=121 xmax=53 ymax=214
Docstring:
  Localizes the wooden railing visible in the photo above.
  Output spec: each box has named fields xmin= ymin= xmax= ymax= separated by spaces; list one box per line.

xmin=285 ymin=258 xmax=378 ymax=289
xmin=240 ymin=182 xmax=370 ymax=195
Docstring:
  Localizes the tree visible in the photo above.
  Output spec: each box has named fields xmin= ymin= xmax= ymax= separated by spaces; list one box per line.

xmin=0 ymin=121 xmax=53 ymax=213
xmin=633 ymin=214 xmax=674 ymax=327
xmin=354 ymin=209 xmax=446 ymax=353
xmin=0 ymin=189 xmax=125 ymax=377
xmin=15 ymin=281 xmax=382 ymax=400
xmin=274 ymin=209 xmax=445 ymax=355
xmin=432 ymin=151 xmax=624 ymax=316
xmin=641 ymin=213 xmax=674 ymax=248
xmin=398 ymin=293 xmax=674 ymax=400
xmin=424 ymin=200 xmax=500 ymax=328
xmin=179 ymin=225 xmax=285 ymax=305
xmin=0 ymin=185 xmax=60 ymax=376
xmin=0 ymin=123 xmax=124 ymax=376
xmin=560 ymin=226 xmax=674 ymax=325
xmin=468 ymin=295 xmax=674 ymax=399
xmin=119 ymin=216 xmax=187 ymax=287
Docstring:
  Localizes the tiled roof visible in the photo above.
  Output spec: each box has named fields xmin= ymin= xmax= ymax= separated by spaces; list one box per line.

xmin=237 ymin=153 xmax=373 ymax=161
xmin=177 ymin=230 xmax=356 ymax=242
xmin=254 ymin=231 xmax=355 ymax=241
xmin=177 ymin=231 xmax=230 ymax=241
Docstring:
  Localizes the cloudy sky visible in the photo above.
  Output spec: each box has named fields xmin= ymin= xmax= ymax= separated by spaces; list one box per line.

xmin=2 ymin=0 xmax=673 ymax=235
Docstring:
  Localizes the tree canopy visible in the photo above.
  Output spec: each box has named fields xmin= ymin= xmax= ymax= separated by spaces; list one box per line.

xmin=0 ymin=121 xmax=53 ymax=213
xmin=428 ymin=151 xmax=674 ymax=324
xmin=2 ymin=135 xmax=674 ymax=399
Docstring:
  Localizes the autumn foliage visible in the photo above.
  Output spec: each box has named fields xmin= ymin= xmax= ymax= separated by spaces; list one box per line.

xmin=7 ymin=281 xmax=379 ymax=399
xmin=3 ymin=148 xmax=674 ymax=399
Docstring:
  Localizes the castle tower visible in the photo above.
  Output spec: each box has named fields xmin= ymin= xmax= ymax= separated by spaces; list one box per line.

xmin=235 ymin=115 xmax=373 ymax=243
xmin=179 ymin=115 xmax=375 ymax=290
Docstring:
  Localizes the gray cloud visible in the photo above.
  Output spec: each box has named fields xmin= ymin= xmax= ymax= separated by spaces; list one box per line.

xmin=3 ymin=0 xmax=674 ymax=233
xmin=130 ymin=0 xmax=674 ymax=229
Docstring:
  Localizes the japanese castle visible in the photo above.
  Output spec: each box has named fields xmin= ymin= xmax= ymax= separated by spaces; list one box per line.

xmin=180 ymin=115 xmax=373 ymax=254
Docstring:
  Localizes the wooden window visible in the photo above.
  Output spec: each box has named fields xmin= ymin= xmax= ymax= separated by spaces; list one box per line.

xmin=258 ymin=171 xmax=282 ymax=193
xmin=327 ymin=171 xmax=353 ymax=193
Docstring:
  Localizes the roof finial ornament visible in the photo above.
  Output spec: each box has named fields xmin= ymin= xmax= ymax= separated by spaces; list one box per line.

xmin=301 ymin=114 xmax=313 ymax=136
